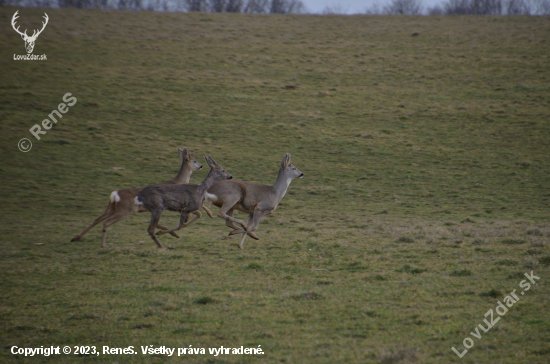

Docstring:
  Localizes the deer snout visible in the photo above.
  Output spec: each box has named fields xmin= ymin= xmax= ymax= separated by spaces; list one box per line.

xmin=228 ymin=175 xmax=233 ymax=179
xmin=299 ymin=173 xmax=304 ymax=178
xmin=198 ymin=165 xmax=203 ymax=170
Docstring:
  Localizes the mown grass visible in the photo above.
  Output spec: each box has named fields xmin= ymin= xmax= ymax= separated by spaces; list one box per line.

xmin=1 ymin=8 xmax=549 ymax=363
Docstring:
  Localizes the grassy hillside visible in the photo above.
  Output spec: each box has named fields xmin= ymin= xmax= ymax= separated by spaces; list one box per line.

xmin=1 ymin=8 xmax=549 ymax=363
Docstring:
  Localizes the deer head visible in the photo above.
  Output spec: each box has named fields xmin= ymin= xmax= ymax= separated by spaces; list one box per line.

xmin=205 ymin=156 xmax=233 ymax=182
xmin=178 ymin=147 xmax=203 ymax=171
xmin=11 ymin=11 xmax=49 ymax=54
xmin=280 ymin=153 xmax=304 ymax=180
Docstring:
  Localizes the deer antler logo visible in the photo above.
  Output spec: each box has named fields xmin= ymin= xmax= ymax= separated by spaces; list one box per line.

xmin=11 ymin=11 xmax=49 ymax=54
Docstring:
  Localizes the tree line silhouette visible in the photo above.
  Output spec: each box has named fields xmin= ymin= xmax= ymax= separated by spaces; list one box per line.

xmin=2 ymin=0 xmax=549 ymax=15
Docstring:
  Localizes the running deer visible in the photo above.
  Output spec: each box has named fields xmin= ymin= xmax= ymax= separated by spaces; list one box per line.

xmin=71 ymin=148 xmax=205 ymax=247
xmin=205 ymin=153 xmax=304 ymax=249
xmin=135 ymin=156 xmax=232 ymax=249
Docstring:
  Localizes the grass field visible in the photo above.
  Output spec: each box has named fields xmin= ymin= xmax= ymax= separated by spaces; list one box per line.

xmin=1 ymin=8 xmax=550 ymax=363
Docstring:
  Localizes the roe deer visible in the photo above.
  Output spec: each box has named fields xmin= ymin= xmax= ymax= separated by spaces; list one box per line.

xmin=205 ymin=153 xmax=303 ymax=249
xmin=71 ymin=148 xmax=205 ymax=247
xmin=135 ymin=156 xmax=232 ymax=249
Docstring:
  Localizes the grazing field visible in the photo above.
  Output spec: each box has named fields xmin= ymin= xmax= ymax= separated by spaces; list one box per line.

xmin=1 ymin=8 xmax=550 ymax=363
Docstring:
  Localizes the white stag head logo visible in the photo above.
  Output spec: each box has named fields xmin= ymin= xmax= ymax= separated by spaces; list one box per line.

xmin=11 ymin=11 xmax=49 ymax=54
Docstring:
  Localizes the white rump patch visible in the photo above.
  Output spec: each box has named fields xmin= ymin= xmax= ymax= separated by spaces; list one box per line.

xmin=134 ymin=196 xmax=143 ymax=205
xmin=109 ymin=191 xmax=121 ymax=203
xmin=205 ymin=192 xmax=218 ymax=202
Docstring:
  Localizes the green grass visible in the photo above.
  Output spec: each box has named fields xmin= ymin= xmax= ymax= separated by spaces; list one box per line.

xmin=1 ymin=8 xmax=550 ymax=363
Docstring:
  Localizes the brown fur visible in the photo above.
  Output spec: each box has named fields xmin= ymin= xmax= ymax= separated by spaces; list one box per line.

xmin=206 ymin=154 xmax=304 ymax=249
xmin=70 ymin=148 xmax=203 ymax=247
xmin=138 ymin=156 xmax=232 ymax=249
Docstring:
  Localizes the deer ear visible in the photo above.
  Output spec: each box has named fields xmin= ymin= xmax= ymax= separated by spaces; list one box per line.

xmin=183 ymin=148 xmax=190 ymax=160
xmin=210 ymin=157 xmax=219 ymax=167
xmin=281 ymin=153 xmax=291 ymax=168
xmin=205 ymin=156 xmax=215 ymax=168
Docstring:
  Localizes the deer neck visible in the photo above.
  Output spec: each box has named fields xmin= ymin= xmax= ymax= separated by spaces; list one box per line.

xmin=198 ymin=170 xmax=219 ymax=194
xmin=172 ymin=161 xmax=192 ymax=184
xmin=273 ymin=168 xmax=292 ymax=201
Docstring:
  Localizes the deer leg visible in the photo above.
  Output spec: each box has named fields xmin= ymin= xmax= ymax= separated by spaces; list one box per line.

xmin=247 ymin=209 xmax=263 ymax=234
xmin=184 ymin=210 xmax=202 ymax=227
xmin=71 ymin=203 xmax=115 ymax=242
xmin=99 ymin=208 xmax=133 ymax=248
xmin=229 ymin=213 xmax=259 ymax=240
xmin=147 ymin=210 xmax=164 ymax=249
xmin=217 ymin=202 xmax=247 ymax=230
xmin=157 ymin=210 xmax=200 ymax=236
xmin=244 ymin=213 xmax=259 ymax=240
xmin=202 ymin=203 xmax=213 ymax=218
xmin=156 ymin=223 xmax=180 ymax=238
xmin=225 ymin=209 xmax=242 ymax=232
xmin=139 ymin=208 xmax=179 ymax=237
xmin=156 ymin=212 xmax=189 ymax=236
xmin=238 ymin=210 xmax=263 ymax=249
